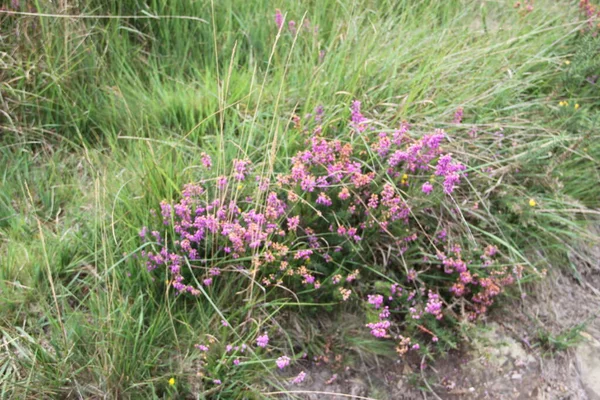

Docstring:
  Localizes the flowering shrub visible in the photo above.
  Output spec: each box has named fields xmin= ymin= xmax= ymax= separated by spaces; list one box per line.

xmin=140 ymin=100 xmax=518 ymax=376
xmin=579 ymin=0 xmax=600 ymax=32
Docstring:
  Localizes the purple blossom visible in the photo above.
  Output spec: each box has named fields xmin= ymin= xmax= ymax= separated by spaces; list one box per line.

xmin=367 ymin=294 xmax=384 ymax=309
xmin=291 ymin=371 xmax=306 ymax=384
xmin=195 ymin=344 xmax=209 ymax=352
xmin=425 ymin=291 xmax=443 ymax=320
xmin=276 ymin=355 xmax=291 ymax=369
xmin=366 ymin=320 xmax=391 ymax=338
xmin=217 ymin=176 xmax=228 ymax=190
xmin=316 ymin=192 xmax=332 ymax=206
xmin=453 ymin=107 xmax=464 ymax=124
xmin=232 ymin=159 xmax=251 ymax=181
xmin=287 ymin=216 xmax=300 ymax=232
xmin=201 ymin=152 xmax=212 ymax=169
xmin=350 ymin=100 xmax=368 ymax=132
xmin=275 ymin=9 xmax=283 ymax=29
xmin=422 ymin=182 xmax=433 ymax=195
xmin=256 ymin=333 xmax=269 ymax=348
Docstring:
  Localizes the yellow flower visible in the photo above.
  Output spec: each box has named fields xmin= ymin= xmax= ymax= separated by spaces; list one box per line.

xmin=529 ymin=198 xmax=537 ymax=207
xmin=574 ymin=103 xmax=580 ymax=109
xmin=558 ymin=101 xmax=569 ymax=107
xmin=564 ymin=60 xmax=571 ymax=65
xmin=402 ymin=174 xmax=408 ymax=181
xmin=169 ymin=377 xmax=175 ymax=386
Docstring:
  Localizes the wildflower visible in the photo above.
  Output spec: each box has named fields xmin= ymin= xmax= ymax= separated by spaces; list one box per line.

xmin=425 ymin=291 xmax=443 ymax=320
xmin=288 ymin=20 xmax=297 ymax=35
xmin=529 ymin=198 xmax=537 ymax=207
xmin=276 ymin=355 xmax=291 ymax=369
xmin=559 ymin=101 xmax=569 ymax=107
xmin=338 ymin=187 xmax=350 ymax=200
xmin=195 ymin=344 xmax=209 ymax=352
xmin=291 ymin=371 xmax=306 ymax=384
xmin=201 ymin=152 xmax=212 ymax=169
xmin=233 ymin=359 xmax=240 ymax=365
xmin=316 ymin=192 xmax=332 ymax=206
xmin=422 ymin=182 xmax=433 ymax=195
xmin=564 ymin=60 xmax=571 ymax=65
xmin=366 ymin=320 xmax=391 ymax=338
xmin=367 ymin=194 xmax=379 ymax=209
xmin=453 ymin=107 xmax=464 ymax=124
xmin=256 ymin=333 xmax=269 ymax=348
xmin=168 ymin=377 xmax=175 ymax=386
xmin=401 ymin=173 xmax=409 ymax=185
xmin=232 ymin=159 xmax=251 ymax=181
xmin=275 ymin=9 xmax=283 ymax=29
xmin=339 ymin=287 xmax=351 ymax=301
xmin=575 ymin=103 xmax=580 ymax=109
xmin=367 ymin=294 xmax=384 ymax=309
xmin=350 ymin=100 xmax=368 ymax=132
xmin=213 ymin=379 xmax=221 ymax=385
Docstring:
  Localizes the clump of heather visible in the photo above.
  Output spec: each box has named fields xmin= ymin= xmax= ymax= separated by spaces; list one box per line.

xmin=579 ymin=0 xmax=600 ymax=32
xmin=140 ymin=100 xmax=519 ymax=374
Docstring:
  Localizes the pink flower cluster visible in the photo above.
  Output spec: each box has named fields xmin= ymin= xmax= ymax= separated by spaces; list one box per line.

xmin=141 ymin=100 xmax=514 ymax=364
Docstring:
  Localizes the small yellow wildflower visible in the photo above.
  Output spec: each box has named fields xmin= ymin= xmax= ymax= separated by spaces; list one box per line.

xmin=574 ymin=103 xmax=580 ymax=110
xmin=558 ymin=101 xmax=568 ymax=107
xmin=401 ymin=173 xmax=408 ymax=185
xmin=168 ymin=377 xmax=176 ymax=386
xmin=564 ymin=60 xmax=571 ymax=65
xmin=237 ymin=184 xmax=243 ymax=190
xmin=529 ymin=198 xmax=537 ymax=207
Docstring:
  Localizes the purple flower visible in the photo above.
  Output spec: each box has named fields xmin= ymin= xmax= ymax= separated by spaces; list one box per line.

xmin=422 ymin=182 xmax=433 ymax=195
xmin=201 ymin=152 xmax=212 ymax=169
xmin=217 ymin=176 xmax=228 ymax=190
xmin=425 ymin=291 xmax=443 ymax=320
xmin=291 ymin=371 xmax=306 ymax=384
xmin=232 ymin=159 xmax=251 ymax=181
xmin=287 ymin=216 xmax=300 ymax=232
xmin=195 ymin=344 xmax=209 ymax=352
xmin=256 ymin=333 xmax=269 ymax=348
xmin=276 ymin=355 xmax=291 ymax=369
xmin=350 ymin=100 xmax=368 ymax=132
xmin=366 ymin=320 xmax=391 ymax=338
xmin=288 ymin=20 xmax=297 ymax=35
xmin=367 ymin=294 xmax=384 ymax=309
xmin=453 ymin=107 xmax=464 ymax=124
xmin=316 ymin=192 xmax=332 ymax=206
xmin=275 ymin=9 xmax=283 ymax=29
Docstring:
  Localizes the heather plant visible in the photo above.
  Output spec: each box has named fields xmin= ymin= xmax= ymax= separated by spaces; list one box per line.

xmin=2 ymin=0 xmax=600 ymax=398
xmin=141 ymin=101 xmax=520 ymax=375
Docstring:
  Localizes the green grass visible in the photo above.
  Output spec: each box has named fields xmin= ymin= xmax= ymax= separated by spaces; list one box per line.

xmin=1 ymin=0 xmax=599 ymax=398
